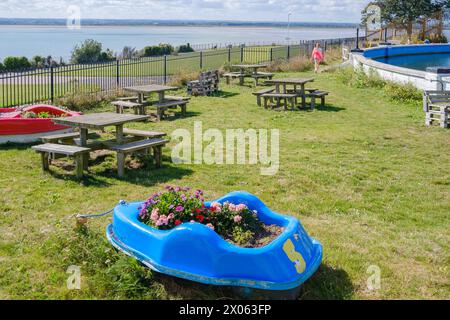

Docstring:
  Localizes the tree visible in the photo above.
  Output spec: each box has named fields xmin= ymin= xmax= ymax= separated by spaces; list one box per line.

xmin=177 ymin=43 xmax=195 ymax=53
xmin=71 ymin=39 xmax=115 ymax=64
xmin=377 ymin=0 xmax=446 ymax=40
xmin=3 ymin=56 xmax=31 ymax=70
xmin=30 ymin=55 xmax=46 ymax=68
xmin=0 ymin=62 xmax=4 ymax=72
xmin=142 ymin=44 xmax=174 ymax=57
xmin=119 ymin=46 xmax=138 ymax=60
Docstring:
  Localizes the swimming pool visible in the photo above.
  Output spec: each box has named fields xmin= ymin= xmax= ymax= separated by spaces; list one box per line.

xmin=374 ymin=53 xmax=450 ymax=71
xmin=351 ymin=44 xmax=450 ymax=91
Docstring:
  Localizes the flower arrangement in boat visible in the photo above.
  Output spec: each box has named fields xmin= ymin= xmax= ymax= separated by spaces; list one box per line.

xmin=138 ymin=186 xmax=283 ymax=247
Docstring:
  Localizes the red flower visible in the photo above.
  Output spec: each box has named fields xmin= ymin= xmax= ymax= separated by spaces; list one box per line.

xmin=209 ymin=206 xmax=216 ymax=213
xmin=195 ymin=208 xmax=202 ymax=214
xmin=196 ymin=215 xmax=205 ymax=223
xmin=175 ymin=220 xmax=182 ymax=226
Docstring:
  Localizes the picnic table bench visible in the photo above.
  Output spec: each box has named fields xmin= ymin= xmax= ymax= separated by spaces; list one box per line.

xmin=150 ymin=100 xmax=188 ymax=121
xmin=253 ymin=88 xmax=275 ymax=107
xmin=32 ymin=143 xmax=91 ymax=179
xmin=111 ymin=138 xmax=169 ymax=177
xmin=261 ymin=93 xmax=298 ymax=110
xmin=112 ymin=100 xmax=145 ymax=115
xmin=306 ymin=91 xmax=329 ymax=109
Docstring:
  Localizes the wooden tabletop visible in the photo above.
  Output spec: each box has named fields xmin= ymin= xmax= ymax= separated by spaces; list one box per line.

xmin=123 ymin=85 xmax=178 ymax=94
xmin=265 ymin=78 xmax=315 ymax=85
xmin=232 ymin=64 xmax=269 ymax=69
xmin=53 ymin=112 xmax=150 ymax=129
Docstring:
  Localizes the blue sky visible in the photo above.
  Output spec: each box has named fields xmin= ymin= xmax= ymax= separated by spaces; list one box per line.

xmin=0 ymin=0 xmax=371 ymax=23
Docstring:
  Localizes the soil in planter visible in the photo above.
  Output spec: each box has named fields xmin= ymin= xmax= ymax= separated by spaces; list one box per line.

xmin=226 ymin=224 xmax=285 ymax=249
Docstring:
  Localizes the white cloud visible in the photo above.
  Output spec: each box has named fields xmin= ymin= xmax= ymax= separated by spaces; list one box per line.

xmin=0 ymin=0 xmax=371 ymax=22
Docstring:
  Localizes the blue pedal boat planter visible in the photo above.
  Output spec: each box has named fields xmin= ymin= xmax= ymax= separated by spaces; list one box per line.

xmin=106 ymin=191 xmax=323 ymax=291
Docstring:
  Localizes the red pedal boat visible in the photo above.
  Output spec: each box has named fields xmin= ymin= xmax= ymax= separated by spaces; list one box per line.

xmin=0 ymin=105 xmax=81 ymax=144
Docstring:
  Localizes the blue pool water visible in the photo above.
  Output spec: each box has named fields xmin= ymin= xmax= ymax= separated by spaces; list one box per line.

xmin=375 ymin=53 xmax=450 ymax=71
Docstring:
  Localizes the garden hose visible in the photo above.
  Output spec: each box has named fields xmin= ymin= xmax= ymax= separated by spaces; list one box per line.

xmin=76 ymin=200 xmax=127 ymax=219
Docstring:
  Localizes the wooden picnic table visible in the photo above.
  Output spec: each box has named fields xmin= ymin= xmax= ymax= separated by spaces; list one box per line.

xmin=265 ymin=78 xmax=314 ymax=108
xmin=123 ymin=85 xmax=178 ymax=104
xmin=230 ymin=64 xmax=271 ymax=86
xmin=232 ymin=63 xmax=269 ymax=75
xmin=53 ymin=112 xmax=150 ymax=169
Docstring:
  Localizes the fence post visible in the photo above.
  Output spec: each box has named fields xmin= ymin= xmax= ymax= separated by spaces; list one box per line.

xmin=240 ymin=45 xmax=244 ymax=62
xmin=164 ymin=55 xmax=167 ymax=85
xmin=50 ymin=66 xmax=54 ymax=103
xmin=116 ymin=60 xmax=120 ymax=88
xmin=270 ymin=48 xmax=273 ymax=61
xmin=228 ymin=48 xmax=231 ymax=62
xmin=200 ymin=51 xmax=203 ymax=69
xmin=287 ymin=45 xmax=290 ymax=60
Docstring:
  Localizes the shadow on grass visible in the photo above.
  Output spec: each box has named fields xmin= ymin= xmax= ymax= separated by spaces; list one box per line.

xmin=147 ymin=263 xmax=354 ymax=300
xmin=299 ymin=264 xmax=354 ymax=300
xmin=48 ymin=170 xmax=113 ymax=187
xmin=162 ymin=110 xmax=201 ymax=122
xmin=0 ymin=142 xmax=36 ymax=150
xmin=211 ymin=90 xmax=240 ymax=99
xmin=95 ymin=161 xmax=194 ymax=187
xmin=315 ymin=104 xmax=346 ymax=113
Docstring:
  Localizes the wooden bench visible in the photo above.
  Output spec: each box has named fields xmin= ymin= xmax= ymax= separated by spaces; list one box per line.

xmin=150 ymin=100 xmax=188 ymax=121
xmin=261 ymin=93 xmax=298 ymax=110
xmin=223 ymin=72 xmax=245 ymax=85
xmin=253 ymin=88 xmax=275 ymax=107
xmin=40 ymin=132 xmax=80 ymax=144
xmin=116 ymin=96 xmax=139 ymax=102
xmin=40 ymin=132 xmax=100 ymax=144
xmin=306 ymin=91 xmax=329 ymax=109
xmin=111 ymin=138 xmax=169 ymax=177
xmin=32 ymin=143 xmax=91 ymax=179
xmin=112 ymin=100 xmax=144 ymax=115
xmin=165 ymin=95 xmax=190 ymax=101
xmin=252 ymin=72 xmax=274 ymax=85
xmin=123 ymin=128 xmax=167 ymax=139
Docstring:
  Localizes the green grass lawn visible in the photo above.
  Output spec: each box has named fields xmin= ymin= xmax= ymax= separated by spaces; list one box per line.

xmin=0 ymin=70 xmax=448 ymax=300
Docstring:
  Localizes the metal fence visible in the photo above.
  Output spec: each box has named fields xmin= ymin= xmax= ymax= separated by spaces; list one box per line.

xmin=0 ymin=37 xmax=359 ymax=108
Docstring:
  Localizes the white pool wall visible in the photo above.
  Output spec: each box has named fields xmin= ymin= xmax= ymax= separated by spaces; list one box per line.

xmin=350 ymin=44 xmax=450 ymax=91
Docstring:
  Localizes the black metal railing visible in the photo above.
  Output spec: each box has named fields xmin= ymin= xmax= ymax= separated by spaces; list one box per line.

xmin=0 ymin=37 xmax=359 ymax=108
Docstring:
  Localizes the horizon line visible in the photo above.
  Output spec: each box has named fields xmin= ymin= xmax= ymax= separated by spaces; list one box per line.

xmin=0 ymin=17 xmax=361 ymax=26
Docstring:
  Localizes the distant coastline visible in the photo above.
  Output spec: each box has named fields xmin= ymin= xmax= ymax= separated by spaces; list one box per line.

xmin=0 ymin=18 xmax=359 ymax=29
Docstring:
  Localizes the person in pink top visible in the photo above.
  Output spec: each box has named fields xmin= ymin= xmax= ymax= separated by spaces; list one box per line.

xmin=311 ymin=42 xmax=324 ymax=73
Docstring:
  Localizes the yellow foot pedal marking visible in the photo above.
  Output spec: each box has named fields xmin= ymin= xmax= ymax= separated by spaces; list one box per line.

xmin=283 ymin=239 xmax=306 ymax=274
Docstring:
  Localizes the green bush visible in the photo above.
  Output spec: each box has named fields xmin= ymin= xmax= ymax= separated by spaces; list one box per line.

xmin=0 ymin=62 xmax=4 ymax=72
xmin=71 ymin=39 xmax=116 ymax=64
xmin=3 ymin=56 xmax=31 ymax=70
xmin=55 ymin=90 xmax=112 ymax=112
xmin=142 ymin=43 xmax=174 ymax=57
xmin=384 ymin=82 xmax=422 ymax=103
xmin=334 ymin=67 xmax=422 ymax=103
xmin=177 ymin=43 xmax=194 ymax=53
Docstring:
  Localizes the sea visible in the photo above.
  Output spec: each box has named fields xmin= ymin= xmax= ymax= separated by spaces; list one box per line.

xmin=0 ymin=25 xmax=358 ymax=61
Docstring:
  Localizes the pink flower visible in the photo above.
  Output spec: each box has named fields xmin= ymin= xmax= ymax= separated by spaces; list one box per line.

xmin=150 ymin=208 xmax=159 ymax=222
xmin=176 ymin=205 xmax=184 ymax=212
xmin=210 ymin=202 xmax=222 ymax=213
xmin=206 ymin=223 xmax=215 ymax=231
xmin=233 ymin=215 xmax=242 ymax=223
xmin=155 ymin=215 xmax=169 ymax=227
xmin=236 ymin=204 xmax=247 ymax=212
xmin=168 ymin=213 xmax=175 ymax=220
